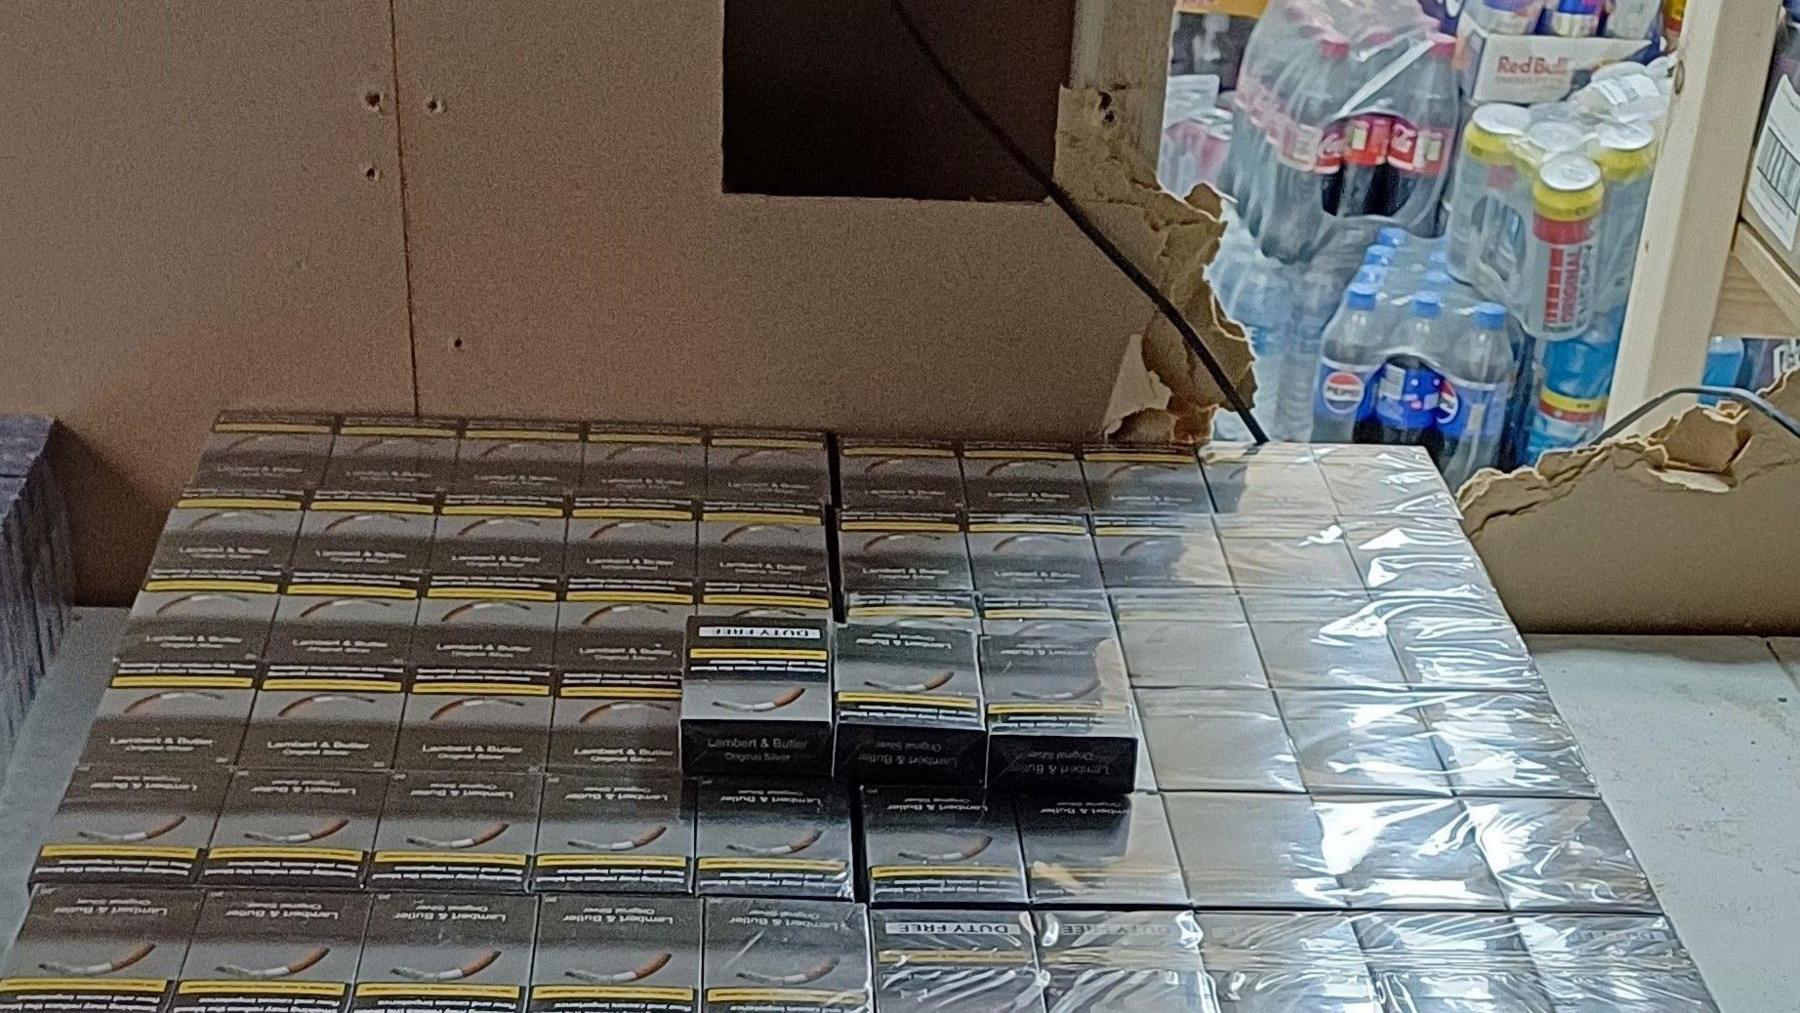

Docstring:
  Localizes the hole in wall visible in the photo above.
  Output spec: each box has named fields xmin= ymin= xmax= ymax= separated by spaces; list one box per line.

xmin=363 ymin=165 xmax=380 ymax=181
xmin=425 ymin=96 xmax=444 ymax=114
xmin=364 ymin=90 xmax=383 ymax=111
xmin=721 ymin=0 xmax=1072 ymax=200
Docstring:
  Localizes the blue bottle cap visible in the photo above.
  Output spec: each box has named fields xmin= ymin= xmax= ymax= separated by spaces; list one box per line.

xmin=1410 ymin=290 xmax=1443 ymax=318
xmin=1377 ymin=226 xmax=1410 ymax=248
xmin=1473 ymin=302 xmax=1508 ymax=329
xmin=1346 ymin=282 xmax=1380 ymax=311
xmin=1422 ymin=270 xmax=1452 ymax=290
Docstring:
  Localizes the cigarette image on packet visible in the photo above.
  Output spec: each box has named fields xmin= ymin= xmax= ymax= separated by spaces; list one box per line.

xmin=368 ymin=771 xmax=541 ymax=893
xmin=172 ymin=890 xmax=371 ymax=1013
xmin=530 ymin=894 xmax=701 ymax=1013
xmin=352 ymin=892 xmax=535 ymax=1013
xmin=33 ymin=766 xmax=227 ymax=887
xmin=199 ymin=769 xmax=386 ymax=890
xmin=0 ymin=887 xmax=203 ymax=1013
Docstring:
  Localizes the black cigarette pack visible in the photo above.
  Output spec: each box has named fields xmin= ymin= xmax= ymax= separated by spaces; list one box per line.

xmin=703 ymin=428 xmax=831 ymax=506
xmin=857 ymin=787 xmax=1027 ymax=907
xmin=958 ymin=443 xmax=1088 ymax=515
xmin=564 ymin=498 xmax=697 ymax=589
xmin=979 ymin=630 xmax=1139 ymax=795
xmin=965 ymin=514 xmax=1101 ymax=594
xmin=699 ymin=898 xmax=871 ymax=1013
xmin=396 ymin=663 xmax=554 ymax=773
xmin=680 ymin=616 xmax=832 ymax=777
xmin=1016 ymin=794 xmax=1189 ymax=908
xmin=548 ymin=665 xmax=681 ymax=775
xmin=33 ymin=766 xmax=228 ymax=887
xmin=694 ymin=779 xmax=852 ymax=901
xmin=834 ymin=439 xmax=963 ymax=512
xmin=531 ymin=894 xmax=702 ymax=1013
xmin=250 ymin=593 xmax=411 ymax=771
xmin=581 ymin=422 xmax=707 ymax=501
xmin=92 ymin=603 xmax=267 ymax=770
xmin=695 ymin=502 xmax=831 ymax=615
xmin=328 ymin=415 xmax=460 ymax=490
xmin=1034 ymin=909 xmax=1210 ymax=1012
xmin=531 ymin=773 xmax=695 ymax=894
xmin=1078 ymin=444 xmax=1210 ymax=515
xmin=367 ymin=771 xmax=541 ymax=893
xmin=0 ymin=886 xmax=203 ymax=1013
xmin=833 ymin=624 xmax=984 ymax=785
xmin=869 ymin=909 xmax=1046 ymax=1013
xmin=172 ymin=889 xmax=370 ymax=1013
xmin=455 ymin=419 xmax=584 ymax=493
xmin=200 ymin=769 xmax=387 ymax=890
xmin=352 ymin=892 xmax=535 ymax=1013
xmin=1090 ymin=513 xmax=1230 ymax=589
xmin=835 ymin=510 xmax=972 ymax=594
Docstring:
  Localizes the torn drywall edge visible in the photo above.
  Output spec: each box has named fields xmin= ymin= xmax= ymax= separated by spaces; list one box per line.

xmin=1459 ymin=370 xmax=1800 ymax=633
xmin=1055 ymin=86 xmax=1254 ymax=441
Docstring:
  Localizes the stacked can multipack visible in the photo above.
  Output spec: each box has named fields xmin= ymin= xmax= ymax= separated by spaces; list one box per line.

xmin=9 ymin=413 xmax=1720 ymax=1012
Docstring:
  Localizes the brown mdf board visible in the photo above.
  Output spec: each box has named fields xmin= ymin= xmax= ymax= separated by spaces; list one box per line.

xmin=0 ymin=0 xmax=414 ymax=603
xmin=393 ymin=0 xmax=1147 ymax=436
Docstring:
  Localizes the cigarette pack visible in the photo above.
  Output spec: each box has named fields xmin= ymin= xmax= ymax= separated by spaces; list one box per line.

xmin=249 ymin=592 xmax=413 ymax=771
xmin=694 ymin=779 xmax=852 ymax=901
xmin=857 ymin=787 xmax=1027 ymax=907
xmin=680 ymin=616 xmax=832 ymax=777
xmin=455 ymin=419 xmax=583 ymax=493
xmin=835 ymin=510 xmax=971 ymax=594
xmin=1078 ymin=444 xmax=1209 ymax=515
xmin=367 ymin=770 xmax=541 ymax=893
xmin=162 ymin=484 xmax=306 ymax=540
xmin=548 ymin=665 xmax=681 ymax=775
xmin=1089 ymin=514 xmax=1229 ymax=589
xmin=395 ymin=663 xmax=554 ymax=773
xmin=1197 ymin=443 xmax=1333 ymax=516
xmin=1016 ymin=794 xmax=1189 ymax=908
xmin=1034 ymin=910 xmax=1210 ymax=1012
xmin=530 ymin=894 xmax=702 ymax=1013
xmin=695 ymin=503 xmax=831 ymax=615
xmin=980 ymin=630 xmax=1138 ymax=795
xmin=564 ymin=497 xmax=697 ymax=590
xmin=352 ymin=892 xmax=535 ymax=1013
xmin=1110 ymin=590 xmax=1265 ymax=690
xmin=833 ymin=624 xmax=984 ymax=785
xmin=199 ymin=769 xmax=386 ymax=890
xmin=0 ymin=886 xmax=203 ymax=1013
xmin=205 ymin=410 xmax=337 ymax=458
xmin=975 ymin=592 xmax=1114 ymax=634
xmin=33 ymin=766 xmax=227 ymax=886
xmin=869 ymin=909 xmax=1046 ymax=1013
xmin=958 ymin=443 xmax=1088 ymax=515
xmin=191 ymin=446 xmax=326 ymax=495
xmin=703 ymin=428 xmax=831 ymax=506
xmin=834 ymin=439 xmax=963 ymax=512
xmin=531 ymin=773 xmax=695 ymax=895
xmin=323 ymin=415 xmax=458 ymax=493
xmin=580 ymin=422 xmax=707 ymax=501
xmin=171 ymin=889 xmax=370 ymax=1013
xmin=966 ymin=514 xmax=1101 ymax=594
xmin=700 ymin=898 xmax=871 ymax=1013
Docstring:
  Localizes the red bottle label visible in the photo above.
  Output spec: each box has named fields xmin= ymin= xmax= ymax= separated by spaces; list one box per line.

xmin=1315 ymin=122 xmax=1346 ymax=173
xmin=1387 ymin=118 xmax=1419 ymax=170
xmin=1344 ymin=114 xmax=1391 ymax=167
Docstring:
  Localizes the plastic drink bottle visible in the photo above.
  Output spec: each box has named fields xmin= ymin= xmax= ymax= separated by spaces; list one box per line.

xmin=1311 ymin=281 xmax=1385 ymax=442
xmin=1277 ymin=267 xmax=1346 ymax=438
xmin=1363 ymin=291 xmax=1446 ymax=448
xmin=1446 ymin=104 xmax=1531 ymax=284
xmin=1589 ymin=120 xmax=1657 ymax=313
xmin=1526 ymin=325 xmax=1620 ymax=461
xmin=1438 ymin=302 xmax=1517 ymax=487
xmin=1263 ymin=34 xmax=1350 ymax=261
xmin=1385 ymin=35 xmax=1459 ymax=231
xmin=1519 ymin=154 xmax=1604 ymax=340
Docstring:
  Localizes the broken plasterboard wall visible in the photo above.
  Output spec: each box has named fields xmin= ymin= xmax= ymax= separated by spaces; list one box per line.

xmin=1055 ymin=86 xmax=1255 ymax=443
xmin=1460 ymin=370 xmax=1800 ymax=634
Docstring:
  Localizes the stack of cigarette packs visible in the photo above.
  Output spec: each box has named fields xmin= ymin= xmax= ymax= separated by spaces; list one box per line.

xmin=0 ymin=415 xmax=73 ymax=772
xmin=5 ymin=414 xmax=1719 ymax=1012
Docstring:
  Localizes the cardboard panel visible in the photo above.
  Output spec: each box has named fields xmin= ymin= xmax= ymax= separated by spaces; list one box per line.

xmin=395 ymin=0 xmax=1147 ymax=436
xmin=0 ymin=1 xmax=414 ymax=603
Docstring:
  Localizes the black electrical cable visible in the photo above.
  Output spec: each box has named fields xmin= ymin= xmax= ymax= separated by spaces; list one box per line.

xmin=1595 ymin=385 xmax=1800 ymax=443
xmin=889 ymin=0 xmax=1269 ymax=443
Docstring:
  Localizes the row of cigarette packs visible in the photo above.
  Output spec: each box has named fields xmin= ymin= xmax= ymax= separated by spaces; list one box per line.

xmin=187 ymin=410 xmax=1457 ymax=519
xmin=0 ymin=416 xmax=72 ymax=768
xmin=35 ymin=768 xmax=1662 ymax=916
xmin=0 ymin=887 xmax=1718 ymax=1013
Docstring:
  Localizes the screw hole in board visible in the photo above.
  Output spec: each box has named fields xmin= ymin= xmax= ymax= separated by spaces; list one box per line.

xmin=364 ymin=90 xmax=382 ymax=111
xmin=425 ymin=96 xmax=444 ymax=114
